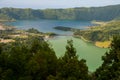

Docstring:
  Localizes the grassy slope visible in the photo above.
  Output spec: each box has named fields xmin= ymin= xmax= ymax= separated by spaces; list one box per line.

xmin=74 ymin=20 xmax=120 ymax=48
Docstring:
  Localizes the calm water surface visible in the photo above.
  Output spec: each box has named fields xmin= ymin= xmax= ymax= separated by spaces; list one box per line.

xmin=6 ymin=20 xmax=108 ymax=72
xmin=6 ymin=20 xmax=93 ymax=34
xmin=49 ymin=36 xmax=107 ymax=72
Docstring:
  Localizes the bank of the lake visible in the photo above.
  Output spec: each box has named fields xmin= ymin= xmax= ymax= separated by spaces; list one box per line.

xmin=74 ymin=35 xmax=111 ymax=48
xmin=95 ymin=41 xmax=111 ymax=48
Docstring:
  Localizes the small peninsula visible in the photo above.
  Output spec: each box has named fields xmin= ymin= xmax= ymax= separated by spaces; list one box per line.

xmin=54 ymin=26 xmax=80 ymax=32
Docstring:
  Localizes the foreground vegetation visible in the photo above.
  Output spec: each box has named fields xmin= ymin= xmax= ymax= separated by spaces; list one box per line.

xmin=0 ymin=4 xmax=120 ymax=21
xmin=0 ymin=37 xmax=89 ymax=80
xmin=94 ymin=36 xmax=120 ymax=80
xmin=0 ymin=35 xmax=120 ymax=80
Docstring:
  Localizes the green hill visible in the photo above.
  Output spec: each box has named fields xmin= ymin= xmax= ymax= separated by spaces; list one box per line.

xmin=0 ymin=4 xmax=120 ymax=21
xmin=74 ymin=20 xmax=120 ymax=42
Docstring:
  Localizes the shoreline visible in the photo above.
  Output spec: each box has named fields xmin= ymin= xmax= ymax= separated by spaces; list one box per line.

xmin=0 ymin=22 xmax=57 ymax=43
xmin=0 ymin=21 xmax=111 ymax=48
xmin=74 ymin=35 xmax=110 ymax=48
xmin=91 ymin=21 xmax=107 ymax=26
xmin=0 ymin=19 xmax=16 ymax=22
xmin=73 ymin=35 xmax=91 ymax=42
xmin=95 ymin=41 xmax=111 ymax=48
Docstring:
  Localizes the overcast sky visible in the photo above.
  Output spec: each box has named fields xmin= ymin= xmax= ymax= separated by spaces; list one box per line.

xmin=0 ymin=0 xmax=120 ymax=9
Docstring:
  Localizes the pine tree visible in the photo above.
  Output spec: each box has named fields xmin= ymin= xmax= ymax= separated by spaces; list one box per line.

xmin=57 ymin=40 xmax=89 ymax=80
xmin=95 ymin=36 xmax=120 ymax=80
xmin=63 ymin=40 xmax=77 ymax=61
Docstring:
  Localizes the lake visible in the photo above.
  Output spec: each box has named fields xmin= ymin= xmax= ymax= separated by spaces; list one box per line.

xmin=6 ymin=20 xmax=93 ymax=34
xmin=6 ymin=20 xmax=108 ymax=72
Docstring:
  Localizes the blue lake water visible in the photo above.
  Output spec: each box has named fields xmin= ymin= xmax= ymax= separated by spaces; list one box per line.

xmin=6 ymin=20 xmax=93 ymax=34
xmin=6 ymin=20 xmax=107 ymax=72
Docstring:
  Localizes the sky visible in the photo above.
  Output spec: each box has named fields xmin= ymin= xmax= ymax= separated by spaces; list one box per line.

xmin=0 ymin=0 xmax=120 ymax=9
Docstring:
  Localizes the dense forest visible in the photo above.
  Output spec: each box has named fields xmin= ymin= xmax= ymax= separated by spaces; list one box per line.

xmin=0 ymin=35 xmax=120 ymax=80
xmin=0 ymin=4 xmax=120 ymax=21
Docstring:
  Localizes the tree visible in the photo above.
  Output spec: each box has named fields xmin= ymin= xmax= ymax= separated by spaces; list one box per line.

xmin=0 ymin=44 xmax=2 ymax=54
xmin=0 ymin=36 xmax=58 ymax=80
xmin=57 ymin=40 xmax=89 ymax=80
xmin=94 ymin=36 xmax=120 ymax=80
xmin=63 ymin=40 xmax=77 ymax=61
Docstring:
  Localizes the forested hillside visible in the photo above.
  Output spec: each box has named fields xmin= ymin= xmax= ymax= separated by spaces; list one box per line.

xmin=0 ymin=4 xmax=120 ymax=21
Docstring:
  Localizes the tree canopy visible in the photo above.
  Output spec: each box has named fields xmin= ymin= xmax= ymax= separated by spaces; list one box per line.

xmin=94 ymin=36 xmax=120 ymax=80
xmin=0 ymin=37 xmax=89 ymax=80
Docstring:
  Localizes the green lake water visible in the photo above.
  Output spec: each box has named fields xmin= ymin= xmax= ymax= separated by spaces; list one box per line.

xmin=49 ymin=36 xmax=107 ymax=72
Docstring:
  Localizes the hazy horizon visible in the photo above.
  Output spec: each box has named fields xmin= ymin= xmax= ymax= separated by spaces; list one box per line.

xmin=0 ymin=0 xmax=120 ymax=9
